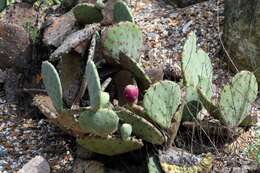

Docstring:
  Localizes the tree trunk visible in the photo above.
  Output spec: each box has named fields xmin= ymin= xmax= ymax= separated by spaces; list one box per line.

xmin=223 ymin=0 xmax=260 ymax=81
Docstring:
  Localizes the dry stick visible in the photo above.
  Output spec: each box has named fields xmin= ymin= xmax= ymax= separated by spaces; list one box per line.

xmin=71 ymin=34 xmax=97 ymax=109
xmin=101 ymin=77 xmax=112 ymax=91
xmin=185 ymin=102 xmax=220 ymax=154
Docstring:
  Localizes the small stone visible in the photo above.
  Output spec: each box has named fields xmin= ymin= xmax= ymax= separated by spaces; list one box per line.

xmin=18 ymin=156 xmax=50 ymax=173
xmin=0 ymin=145 xmax=7 ymax=157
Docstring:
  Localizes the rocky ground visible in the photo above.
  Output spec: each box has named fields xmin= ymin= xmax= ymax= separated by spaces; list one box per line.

xmin=0 ymin=0 xmax=259 ymax=172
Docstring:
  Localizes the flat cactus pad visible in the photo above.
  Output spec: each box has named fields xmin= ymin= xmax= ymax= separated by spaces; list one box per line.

xmin=0 ymin=0 xmax=6 ymax=12
xmin=119 ymin=53 xmax=152 ymax=90
xmin=219 ymin=71 xmax=258 ymax=127
xmin=102 ymin=21 xmax=142 ymax=62
xmin=41 ymin=61 xmax=63 ymax=111
xmin=116 ymin=106 xmax=165 ymax=145
xmin=77 ymin=135 xmax=143 ymax=156
xmin=78 ymin=109 xmax=119 ymax=136
xmin=144 ymin=80 xmax=181 ymax=129
xmin=181 ymin=32 xmax=213 ymax=87
xmin=73 ymin=3 xmax=103 ymax=25
xmin=182 ymin=86 xmax=202 ymax=121
xmin=113 ymin=0 xmax=133 ymax=23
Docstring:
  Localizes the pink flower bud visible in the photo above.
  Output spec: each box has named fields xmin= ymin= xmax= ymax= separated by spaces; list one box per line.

xmin=123 ymin=85 xmax=139 ymax=103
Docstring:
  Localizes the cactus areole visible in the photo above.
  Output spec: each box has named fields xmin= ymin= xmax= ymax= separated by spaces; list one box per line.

xmin=123 ymin=85 xmax=139 ymax=103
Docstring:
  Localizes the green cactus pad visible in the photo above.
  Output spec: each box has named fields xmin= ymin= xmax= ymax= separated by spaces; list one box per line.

xmin=41 ymin=61 xmax=63 ymax=111
xmin=197 ymin=77 xmax=213 ymax=100
xmin=116 ymin=106 xmax=165 ymax=145
xmin=113 ymin=0 xmax=133 ymax=23
xmin=182 ymin=86 xmax=202 ymax=121
xmin=147 ymin=155 xmax=164 ymax=173
xmin=78 ymin=109 xmax=119 ymax=136
xmin=0 ymin=0 xmax=6 ymax=12
xmin=182 ymin=77 xmax=213 ymax=121
xmin=102 ymin=21 xmax=142 ymax=62
xmin=86 ymin=59 xmax=102 ymax=110
xmin=100 ymin=92 xmax=110 ymax=108
xmin=197 ymin=87 xmax=221 ymax=119
xmin=144 ymin=81 xmax=181 ymax=129
xmin=73 ymin=3 xmax=103 ymax=25
xmin=181 ymin=32 xmax=213 ymax=87
xmin=219 ymin=71 xmax=258 ymax=127
xmin=119 ymin=53 xmax=152 ymax=90
xmin=77 ymin=135 xmax=143 ymax=156
xmin=120 ymin=123 xmax=132 ymax=140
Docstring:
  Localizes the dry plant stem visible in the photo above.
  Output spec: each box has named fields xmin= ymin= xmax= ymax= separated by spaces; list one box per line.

xmin=182 ymin=121 xmax=241 ymax=139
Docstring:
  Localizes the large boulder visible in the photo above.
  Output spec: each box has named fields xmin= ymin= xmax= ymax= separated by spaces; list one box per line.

xmin=223 ymin=0 xmax=260 ymax=82
xmin=0 ymin=22 xmax=31 ymax=70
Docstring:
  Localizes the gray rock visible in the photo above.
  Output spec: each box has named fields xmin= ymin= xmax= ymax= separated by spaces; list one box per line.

xmin=72 ymin=159 xmax=105 ymax=173
xmin=43 ymin=12 xmax=76 ymax=47
xmin=223 ymin=0 xmax=260 ymax=83
xmin=0 ymin=145 xmax=7 ymax=157
xmin=18 ymin=156 xmax=50 ymax=173
xmin=0 ymin=22 xmax=31 ymax=70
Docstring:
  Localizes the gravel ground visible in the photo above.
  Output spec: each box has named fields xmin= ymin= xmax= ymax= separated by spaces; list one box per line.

xmin=0 ymin=0 xmax=259 ymax=172
xmin=0 ymin=105 xmax=74 ymax=172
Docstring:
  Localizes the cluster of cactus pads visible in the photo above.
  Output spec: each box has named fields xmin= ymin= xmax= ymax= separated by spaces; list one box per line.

xmin=34 ymin=0 xmax=258 ymax=161
xmin=33 ymin=0 xmax=181 ymax=156
xmin=181 ymin=32 xmax=258 ymax=127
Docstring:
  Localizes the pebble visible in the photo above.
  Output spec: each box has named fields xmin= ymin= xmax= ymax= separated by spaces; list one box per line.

xmin=0 ymin=145 xmax=7 ymax=157
xmin=17 ymin=156 xmax=50 ymax=173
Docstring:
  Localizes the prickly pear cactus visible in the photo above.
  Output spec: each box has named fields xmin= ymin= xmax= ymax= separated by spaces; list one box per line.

xmin=144 ymin=81 xmax=181 ymax=129
xmin=120 ymin=123 xmax=132 ymax=140
xmin=119 ymin=53 xmax=152 ymax=90
xmin=113 ymin=0 xmax=133 ymax=23
xmin=198 ymin=71 xmax=258 ymax=127
xmin=85 ymin=59 xmax=103 ymax=110
xmin=0 ymin=0 xmax=6 ymax=12
xmin=147 ymin=155 xmax=164 ymax=173
xmin=41 ymin=61 xmax=63 ymax=111
xmin=102 ymin=21 xmax=142 ymax=62
xmin=197 ymin=87 xmax=220 ymax=119
xmin=116 ymin=106 xmax=165 ymax=145
xmin=100 ymin=91 xmax=110 ymax=108
xmin=77 ymin=135 xmax=143 ymax=156
xmin=181 ymin=32 xmax=213 ymax=91
xmin=182 ymin=86 xmax=202 ymax=121
xmin=181 ymin=32 xmax=213 ymax=121
xmin=78 ymin=109 xmax=119 ymax=136
xmin=219 ymin=71 xmax=258 ymax=127
xmin=73 ymin=3 xmax=103 ymax=25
